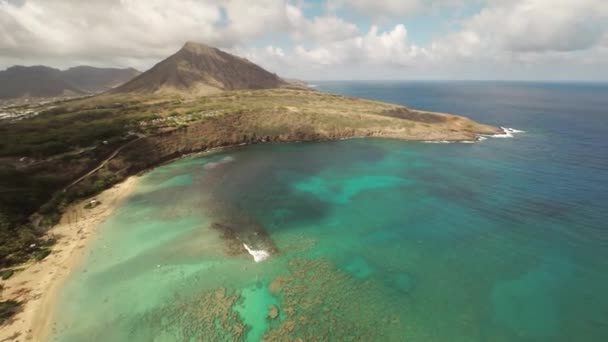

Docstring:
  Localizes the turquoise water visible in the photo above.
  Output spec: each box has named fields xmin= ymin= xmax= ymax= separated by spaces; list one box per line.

xmin=51 ymin=82 xmax=608 ymax=341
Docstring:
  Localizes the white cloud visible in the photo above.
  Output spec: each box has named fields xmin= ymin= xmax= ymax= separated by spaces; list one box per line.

xmin=248 ymin=24 xmax=428 ymax=68
xmin=427 ymin=0 xmax=608 ymax=72
xmin=0 ymin=0 xmax=607 ymax=80
xmin=467 ymin=0 xmax=608 ymax=53
xmin=288 ymin=11 xmax=359 ymax=43
xmin=221 ymin=0 xmax=294 ymax=40
xmin=0 ymin=0 xmax=300 ymax=68
xmin=0 ymin=0 xmax=222 ymax=61
xmin=0 ymin=0 xmax=363 ymax=68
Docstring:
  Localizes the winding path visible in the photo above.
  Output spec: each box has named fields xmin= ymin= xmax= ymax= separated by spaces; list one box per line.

xmin=63 ymin=135 xmax=145 ymax=192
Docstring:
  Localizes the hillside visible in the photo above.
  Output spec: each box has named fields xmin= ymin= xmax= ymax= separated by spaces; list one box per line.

xmin=0 ymin=66 xmax=84 ymax=99
xmin=0 ymin=65 xmax=140 ymax=99
xmin=61 ymin=66 xmax=140 ymax=93
xmin=112 ymin=42 xmax=291 ymax=95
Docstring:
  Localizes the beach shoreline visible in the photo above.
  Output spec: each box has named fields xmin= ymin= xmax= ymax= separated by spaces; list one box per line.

xmin=0 ymin=176 xmax=139 ymax=342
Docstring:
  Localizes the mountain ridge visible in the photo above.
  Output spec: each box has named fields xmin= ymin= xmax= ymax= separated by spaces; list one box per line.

xmin=0 ymin=65 xmax=140 ymax=99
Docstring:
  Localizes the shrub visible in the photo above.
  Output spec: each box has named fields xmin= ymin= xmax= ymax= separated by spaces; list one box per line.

xmin=0 ymin=300 xmax=21 ymax=325
xmin=33 ymin=248 xmax=51 ymax=262
xmin=0 ymin=269 xmax=14 ymax=280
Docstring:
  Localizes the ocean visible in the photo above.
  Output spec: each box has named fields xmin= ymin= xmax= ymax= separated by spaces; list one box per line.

xmin=51 ymin=81 xmax=608 ymax=341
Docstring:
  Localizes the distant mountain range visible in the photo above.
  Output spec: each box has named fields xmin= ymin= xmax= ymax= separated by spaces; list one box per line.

xmin=0 ymin=65 xmax=140 ymax=99
xmin=0 ymin=42 xmax=307 ymax=100
xmin=112 ymin=42 xmax=296 ymax=95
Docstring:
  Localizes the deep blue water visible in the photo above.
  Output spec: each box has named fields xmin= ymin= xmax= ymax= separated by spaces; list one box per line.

xmin=52 ymin=81 xmax=608 ymax=341
xmin=314 ymin=81 xmax=608 ymax=338
xmin=316 ymin=81 xmax=608 ymax=232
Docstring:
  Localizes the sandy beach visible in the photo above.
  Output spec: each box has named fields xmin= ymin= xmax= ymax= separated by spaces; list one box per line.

xmin=0 ymin=176 xmax=139 ymax=342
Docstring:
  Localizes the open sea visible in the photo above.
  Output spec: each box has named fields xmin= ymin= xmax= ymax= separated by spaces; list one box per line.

xmin=51 ymin=81 xmax=608 ymax=341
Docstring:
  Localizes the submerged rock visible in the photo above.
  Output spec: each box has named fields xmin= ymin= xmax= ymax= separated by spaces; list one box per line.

xmin=268 ymin=304 xmax=279 ymax=320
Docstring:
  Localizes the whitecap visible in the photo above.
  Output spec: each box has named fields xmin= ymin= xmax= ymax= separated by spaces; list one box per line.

xmin=243 ymin=244 xmax=270 ymax=263
xmin=479 ymin=127 xmax=525 ymax=140
xmin=492 ymin=131 xmax=514 ymax=138
xmin=506 ymin=128 xmax=525 ymax=133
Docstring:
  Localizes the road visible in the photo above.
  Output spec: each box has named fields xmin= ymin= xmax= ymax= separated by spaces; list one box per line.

xmin=63 ymin=135 xmax=145 ymax=192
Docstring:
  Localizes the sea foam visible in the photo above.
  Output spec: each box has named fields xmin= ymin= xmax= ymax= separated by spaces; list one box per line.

xmin=243 ymin=244 xmax=270 ymax=263
xmin=494 ymin=127 xmax=525 ymax=138
xmin=480 ymin=127 xmax=525 ymax=140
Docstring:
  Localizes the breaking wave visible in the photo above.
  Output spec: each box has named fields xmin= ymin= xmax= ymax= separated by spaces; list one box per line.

xmin=243 ymin=244 xmax=270 ymax=263
xmin=479 ymin=127 xmax=525 ymax=140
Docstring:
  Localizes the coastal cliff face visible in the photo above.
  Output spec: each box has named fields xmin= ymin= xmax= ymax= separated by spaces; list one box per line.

xmin=98 ymin=90 xmax=498 ymax=174
xmin=114 ymin=111 xmax=492 ymax=172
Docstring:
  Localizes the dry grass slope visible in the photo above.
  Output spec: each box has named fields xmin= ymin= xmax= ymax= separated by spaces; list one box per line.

xmin=113 ymin=42 xmax=290 ymax=95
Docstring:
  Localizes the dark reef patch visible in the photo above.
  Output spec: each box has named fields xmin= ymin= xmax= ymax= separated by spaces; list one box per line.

xmin=137 ymin=288 xmax=246 ymax=341
xmin=263 ymin=258 xmax=407 ymax=340
xmin=206 ymin=201 xmax=279 ymax=256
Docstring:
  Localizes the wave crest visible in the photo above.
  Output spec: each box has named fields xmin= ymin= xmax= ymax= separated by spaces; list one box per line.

xmin=479 ymin=127 xmax=525 ymax=140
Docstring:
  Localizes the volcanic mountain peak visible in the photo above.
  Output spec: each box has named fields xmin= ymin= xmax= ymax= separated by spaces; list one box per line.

xmin=112 ymin=42 xmax=295 ymax=95
xmin=181 ymin=41 xmax=218 ymax=54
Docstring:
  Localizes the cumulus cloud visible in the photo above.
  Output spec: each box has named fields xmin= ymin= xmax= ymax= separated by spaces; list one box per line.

xmin=0 ymin=0 xmax=606 ymax=79
xmin=467 ymin=0 xmax=608 ymax=53
xmin=294 ymin=25 xmax=429 ymax=66
xmin=220 ymin=1 xmax=295 ymax=41
xmin=0 ymin=0 xmax=222 ymax=61
xmin=427 ymin=0 xmax=608 ymax=70
xmin=0 ymin=0 xmax=301 ymax=68
xmin=0 ymin=0 xmax=363 ymax=68
xmin=243 ymin=24 xmax=428 ymax=70
xmin=288 ymin=9 xmax=359 ymax=43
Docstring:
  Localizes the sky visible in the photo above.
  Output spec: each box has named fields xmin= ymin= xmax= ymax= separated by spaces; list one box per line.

xmin=1 ymin=0 xmax=607 ymax=81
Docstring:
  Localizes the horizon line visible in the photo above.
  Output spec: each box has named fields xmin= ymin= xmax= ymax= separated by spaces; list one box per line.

xmin=306 ymin=79 xmax=608 ymax=83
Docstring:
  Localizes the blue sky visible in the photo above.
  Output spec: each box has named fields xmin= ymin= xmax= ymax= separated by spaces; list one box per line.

xmin=1 ymin=0 xmax=607 ymax=80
